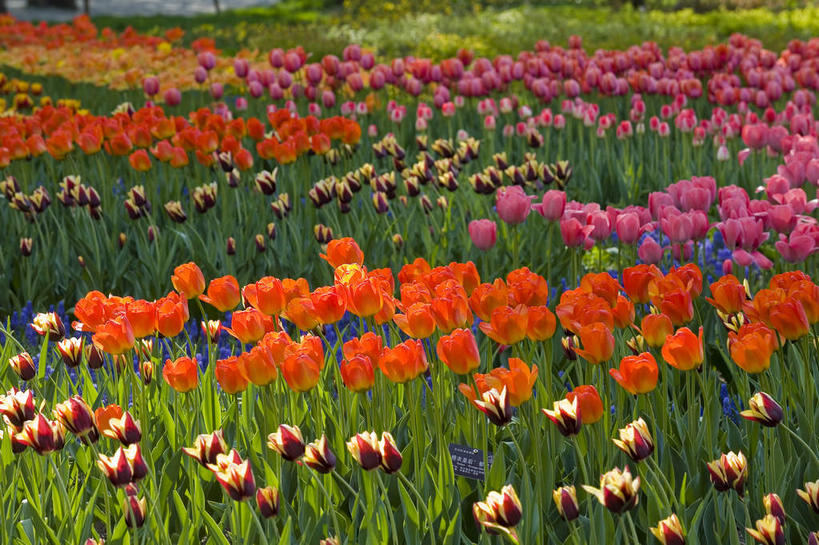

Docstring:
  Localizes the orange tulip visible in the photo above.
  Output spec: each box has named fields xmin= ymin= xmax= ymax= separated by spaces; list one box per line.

xmin=215 ymin=357 xmax=248 ymax=395
xmin=436 ymin=328 xmax=480 ymax=375
xmin=672 ymin=264 xmax=703 ymax=297
xmin=334 ymin=264 xmax=368 ymax=287
xmin=226 ymin=308 xmax=267 ymax=344
xmin=93 ymin=316 xmax=135 ymax=355
xmin=499 ymin=358 xmax=539 ymax=406
xmin=94 ymin=404 xmax=124 ymax=436
xmin=574 ymin=322 xmax=615 ymax=364
xmin=555 ymin=289 xmax=614 ymax=333
xmin=310 ymin=286 xmax=347 ymax=325
xmin=706 ymin=275 xmax=747 ymax=315
xmin=340 ymin=354 xmax=375 ymax=393
xmin=281 ymin=350 xmax=322 ymax=393
xmin=283 ymin=297 xmax=319 ymax=331
xmin=378 ymin=339 xmax=428 ymax=383
xmin=479 ymin=305 xmax=528 ymax=345
xmin=243 ymin=276 xmax=287 ymax=316
xmin=393 ymin=302 xmax=436 ymax=339
xmin=640 ymin=313 xmax=674 ymax=348
xmin=400 ymin=282 xmax=433 ymax=307
xmin=320 ymin=237 xmax=364 ymax=268
xmin=610 ymin=353 xmax=658 ymax=395
xmin=507 ymin=267 xmax=549 ymax=306
xmin=580 ymin=272 xmax=621 ymax=308
xmin=661 ymin=327 xmax=704 ymax=371
xmin=448 ymin=261 xmax=481 ymax=296
xmin=651 ymin=287 xmax=694 ymax=326
xmin=787 ymin=281 xmax=819 ymax=324
xmin=156 ymin=293 xmax=188 ymax=338
xmin=373 ymin=293 xmax=396 ymax=326
xmin=346 ymin=277 xmax=384 ymax=318
xmin=171 ymin=262 xmax=206 ymax=299
xmin=612 ymin=295 xmax=635 ymax=329
xmin=163 ymin=357 xmax=199 ymax=393
xmin=622 ymin=264 xmax=662 ymax=304
xmin=125 ymin=300 xmax=156 ymax=338
xmin=343 ymin=332 xmax=383 ymax=363
xmin=728 ymin=323 xmax=778 ymax=374
xmin=768 ymin=298 xmax=810 ymax=341
xmin=526 ymin=305 xmax=557 ymax=341
xmin=769 ymin=271 xmax=812 ymax=291
xmin=398 ymin=257 xmax=432 ymax=285
xmin=566 ymin=385 xmax=603 ymax=424
xmin=200 ymin=276 xmax=241 ymax=312
xmin=129 ymin=149 xmax=152 ymax=171
xmin=74 ymin=290 xmax=110 ymax=332
xmin=469 ymin=279 xmax=509 ymax=322
xmin=238 ymin=345 xmax=278 ymax=386
xmin=430 ymin=294 xmax=472 ymax=333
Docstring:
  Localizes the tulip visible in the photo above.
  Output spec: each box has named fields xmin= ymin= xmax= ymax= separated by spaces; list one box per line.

xmin=238 ymin=345 xmax=278 ymax=387
xmin=281 ymin=349 xmax=322 ymax=393
xmin=707 ymin=451 xmax=748 ymax=496
xmin=543 ymin=397 xmax=581 ymax=436
xmin=201 ymin=320 xmax=222 ymax=344
xmin=94 ymin=404 xmax=123 ymax=437
xmin=768 ymin=298 xmax=810 ymax=340
xmin=346 ymin=277 xmax=384 ymax=318
xmin=207 ymin=450 xmax=256 ymax=502
xmin=746 ymin=514 xmax=784 ymax=545
xmin=437 ymin=328 xmax=480 ymax=375
xmin=728 ymin=323 xmax=778 ymax=374
xmin=641 ymin=313 xmax=674 ymax=348
xmin=661 ymin=327 xmax=704 ymax=371
xmin=163 ymin=357 xmax=199 ymax=393
xmin=183 ymin=430 xmax=228 ymax=467
xmin=553 ymin=486 xmax=579 ymax=521
xmin=763 ymin=493 xmax=786 ymax=525
xmin=256 ymin=486 xmax=280 ymax=518
xmin=93 ymin=317 xmax=135 ymax=355
xmin=473 ymin=387 xmax=513 ymax=427
xmin=610 ymin=353 xmax=658 ymax=395
xmin=19 ymin=414 xmax=65 ymax=455
xmin=574 ymin=322 xmax=615 ymax=364
xmin=378 ymin=339 xmax=428 ymax=383
xmin=566 ymin=385 xmax=603 ymax=424
xmin=393 ymin=302 xmax=436 ymax=339
xmin=340 ymin=354 xmax=375 ymax=393
xmin=0 ymin=387 xmax=35 ymax=428
xmin=57 ymin=337 xmax=84 ymax=368
xmin=171 ymin=262 xmax=206 ymax=299
xmin=468 ymin=219 xmax=497 ymax=250
xmin=534 ymin=190 xmax=566 ymax=221
xmin=623 ymin=264 xmax=663 ymax=304
xmin=97 ymin=447 xmax=134 ymax=487
xmin=31 ymin=312 xmax=65 ymax=341
xmin=650 ymin=514 xmax=685 ymax=545
xmin=303 ymin=435 xmax=337 ymax=474
xmin=613 ymin=418 xmax=654 ymax=462
xmin=9 ymin=352 xmax=35 ymax=381
xmin=123 ymin=495 xmax=148 ymax=528
xmin=123 ymin=444 xmax=148 ymax=482
xmin=199 ymin=275 xmax=241 ymax=312
xmin=347 ymin=431 xmax=381 ymax=470
xmin=268 ymin=424 xmax=305 ymax=461
xmin=378 ymin=432 xmax=403 ymax=474
xmin=53 ymin=395 xmax=98 ymax=444
xmin=740 ymin=392 xmax=782 ymax=427
xmin=706 ymin=275 xmax=747 ymax=315
xmin=243 ymin=276 xmax=287 ymax=316
xmin=638 ymin=237 xmax=664 ymax=264
xmin=797 ymin=480 xmax=819 ymax=513
xmin=155 ymin=294 xmax=188 ymax=338
xmin=225 ymin=308 xmax=267 ymax=345
xmin=479 ymin=305 xmax=528 ymax=345
xmin=496 ymin=186 xmax=534 ymax=224
xmin=583 ymin=466 xmax=641 ymax=514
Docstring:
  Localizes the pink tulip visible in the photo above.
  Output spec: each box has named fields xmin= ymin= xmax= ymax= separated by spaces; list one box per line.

xmin=142 ymin=76 xmax=159 ymax=96
xmin=233 ymin=58 xmax=249 ymax=79
xmin=210 ymin=83 xmax=224 ymax=100
xmin=587 ymin=211 xmax=612 ymax=241
xmin=560 ymin=218 xmax=593 ymax=248
xmin=534 ymin=190 xmax=566 ymax=221
xmin=768 ymin=205 xmax=797 ymax=234
xmin=163 ymin=87 xmax=181 ymax=106
xmin=496 ymin=186 xmax=534 ymax=225
xmin=468 ymin=219 xmax=497 ymax=251
xmin=638 ymin=237 xmax=663 ymax=264
xmin=775 ymin=233 xmax=816 ymax=263
xmin=615 ymin=212 xmax=641 ymax=244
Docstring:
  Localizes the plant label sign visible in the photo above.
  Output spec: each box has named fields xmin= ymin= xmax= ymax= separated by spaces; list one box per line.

xmin=448 ymin=443 xmax=493 ymax=481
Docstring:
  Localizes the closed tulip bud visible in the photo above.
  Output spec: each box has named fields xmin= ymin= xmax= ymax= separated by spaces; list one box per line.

xmin=268 ymin=424 xmax=305 ymax=461
xmin=347 ymin=431 xmax=381 ymax=470
xmin=651 ymin=513 xmax=685 ymax=545
xmin=84 ymin=539 xmax=104 ymax=545
xmin=85 ymin=343 xmax=104 ymax=369
xmin=103 ymin=411 xmax=141 ymax=445
xmin=201 ymin=320 xmax=222 ymax=344
xmin=613 ymin=418 xmax=654 ymax=462
xmin=265 ymin=222 xmax=277 ymax=240
xmin=124 ymin=444 xmax=148 ymax=481
xmin=123 ymin=495 xmax=147 ymax=528
xmin=553 ymin=486 xmax=579 ymax=521
xmin=543 ymin=397 xmax=581 ymax=436
xmin=256 ymin=486 xmax=280 ymax=518
xmin=31 ymin=312 xmax=65 ymax=341
xmin=313 ymin=224 xmax=334 ymax=244
xmin=147 ymin=226 xmax=157 ymax=243
xmin=254 ymin=169 xmax=277 ymax=195
xmin=53 ymin=395 xmax=98 ymax=444
xmin=473 ymin=387 xmax=513 ymax=427
xmin=392 ymin=234 xmax=403 ymax=248
xmin=19 ymin=238 xmax=32 ymax=256
xmin=303 ymin=435 xmax=337 ymax=473
xmin=378 ymin=432 xmax=402 ymax=474
xmin=437 ymin=196 xmax=449 ymax=209
xmin=163 ymin=201 xmax=187 ymax=223
xmin=226 ymin=169 xmax=241 ymax=188
xmin=0 ymin=387 xmax=35 ymax=428
xmin=486 ymin=485 xmax=522 ymax=527
xmin=583 ymin=466 xmax=641 ymax=514
xmin=226 ymin=237 xmax=236 ymax=255
xmin=797 ymin=480 xmax=819 ymax=513
xmin=140 ymin=360 xmax=153 ymax=385
xmin=118 ymin=232 xmax=127 ymax=248
xmin=746 ymin=514 xmax=784 ymax=545
xmin=9 ymin=352 xmax=36 ymax=381
xmin=740 ymin=392 xmax=782 ymax=427
xmin=372 ymin=191 xmax=389 ymax=214
xmin=763 ymin=493 xmax=786 ymax=525
xmin=707 ymin=451 xmax=748 ymax=496
xmin=420 ymin=194 xmax=433 ymax=213
xmin=207 ymin=450 xmax=256 ymax=502
xmin=562 ymin=336 xmax=578 ymax=360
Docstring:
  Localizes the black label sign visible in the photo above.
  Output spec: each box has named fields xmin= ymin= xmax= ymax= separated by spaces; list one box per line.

xmin=448 ymin=443 xmax=493 ymax=481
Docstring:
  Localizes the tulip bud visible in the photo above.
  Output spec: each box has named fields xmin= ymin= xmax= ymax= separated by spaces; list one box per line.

xmin=347 ymin=431 xmax=381 ymax=470
xmin=78 ymin=255 xmax=87 ymax=268
xmin=31 ymin=312 xmax=65 ymax=341
xmin=118 ymin=232 xmax=127 ymax=248
xmin=164 ymin=201 xmax=187 ymax=223
xmin=810 ymin=532 xmax=819 ymax=545
xmin=97 ymin=448 xmax=133 ymax=487
xmin=797 ymin=480 xmax=819 ymax=513
xmin=226 ymin=168 xmax=241 ymax=188
xmin=582 ymin=466 xmax=641 ymax=514
xmin=201 ymin=320 xmax=222 ymax=344
xmin=147 ymin=226 xmax=157 ymax=243
xmin=740 ymin=392 xmax=782 ymax=427
xmin=553 ymin=486 xmax=579 ymax=521
xmin=319 ymin=538 xmax=340 ymax=545
xmin=139 ymin=360 xmax=153 ymax=385
xmin=207 ymin=450 xmax=256 ymax=502
xmin=473 ymin=387 xmax=513 ymax=427
xmin=256 ymin=486 xmax=280 ymax=518
xmin=267 ymin=222 xmax=277 ymax=240
xmin=487 ymin=484 xmax=522 ymax=527
xmin=707 ymin=451 xmax=748 ymax=496
xmin=437 ymin=196 xmax=448 ymax=209
xmin=103 ymin=411 xmax=142 ymax=445
xmin=612 ymin=418 xmax=654 ymax=462
xmin=19 ymin=237 xmax=33 ymax=256
xmin=378 ymin=432 xmax=403 ymax=474
xmin=763 ymin=493 xmax=786 ymax=525
xmin=372 ymin=192 xmax=389 ymax=214
xmin=392 ymin=234 xmax=404 ymax=249
xmin=10 ymin=352 xmax=36 ymax=381
xmin=650 ymin=513 xmax=685 ymax=545
xmin=53 ymin=395 xmax=98 ymax=444
xmin=268 ymin=424 xmax=305 ymax=461
xmin=420 ymin=195 xmax=433 ymax=213
xmin=254 ymin=169 xmax=277 ymax=195
xmin=561 ymin=336 xmax=578 ymax=360
xmin=226 ymin=237 xmax=236 ymax=255
xmin=303 ymin=435 xmax=337 ymax=473
xmin=746 ymin=514 xmax=784 ymax=545
xmin=86 ymin=343 xmax=104 ymax=369
xmin=123 ymin=495 xmax=148 ymax=528
xmin=542 ymin=397 xmax=581 ymax=436
xmin=183 ymin=430 xmax=228 ymax=467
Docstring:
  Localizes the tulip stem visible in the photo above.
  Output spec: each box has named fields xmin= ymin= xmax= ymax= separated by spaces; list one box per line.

xmin=375 ymin=472 xmax=399 ymax=545
xmin=397 ymin=470 xmax=435 ymax=543
xmin=780 ymin=423 xmax=819 ymax=470
xmin=246 ymin=500 xmax=270 ymax=545
xmin=309 ymin=469 xmax=341 ymax=540
xmin=624 ymin=512 xmax=640 ymax=545
xmin=47 ymin=456 xmax=72 ymax=534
